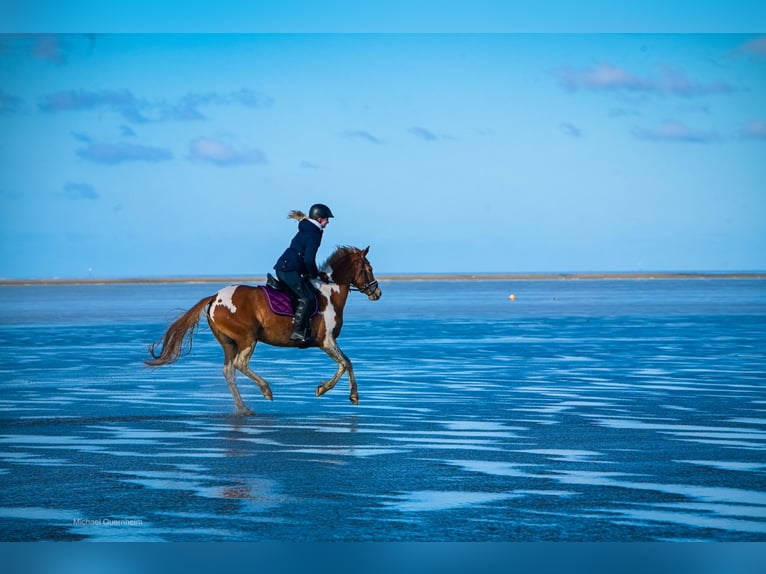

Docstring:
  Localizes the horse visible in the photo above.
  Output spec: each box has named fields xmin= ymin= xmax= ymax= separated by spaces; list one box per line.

xmin=145 ymin=246 xmax=382 ymax=415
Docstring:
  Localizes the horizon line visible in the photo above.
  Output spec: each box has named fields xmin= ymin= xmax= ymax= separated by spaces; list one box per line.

xmin=1 ymin=271 xmax=765 ymax=286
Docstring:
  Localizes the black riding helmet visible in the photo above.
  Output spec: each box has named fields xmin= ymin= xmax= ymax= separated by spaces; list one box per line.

xmin=309 ymin=203 xmax=334 ymax=219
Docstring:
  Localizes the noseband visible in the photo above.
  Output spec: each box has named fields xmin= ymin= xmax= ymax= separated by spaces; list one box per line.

xmin=350 ymin=279 xmax=379 ymax=296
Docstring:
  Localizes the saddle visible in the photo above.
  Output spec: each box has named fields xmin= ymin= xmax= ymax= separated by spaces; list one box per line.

xmin=263 ymin=274 xmax=318 ymax=318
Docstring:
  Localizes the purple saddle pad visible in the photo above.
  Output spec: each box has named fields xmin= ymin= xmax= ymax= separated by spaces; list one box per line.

xmin=263 ymin=285 xmax=318 ymax=318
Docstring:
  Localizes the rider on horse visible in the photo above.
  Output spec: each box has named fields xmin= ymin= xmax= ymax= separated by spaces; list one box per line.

xmin=274 ymin=203 xmax=334 ymax=343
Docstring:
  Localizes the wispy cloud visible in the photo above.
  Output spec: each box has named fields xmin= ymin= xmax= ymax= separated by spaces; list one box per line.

xmin=76 ymin=140 xmax=173 ymax=164
xmin=559 ymin=122 xmax=583 ymax=138
xmin=63 ymin=182 xmax=99 ymax=200
xmin=39 ymin=88 xmax=272 ymax=123
xmin=40 ymin=89 xmax=142 ymax=116
xmin=341 ymin=130 xmax=383 ymax=144
xmin=632 ymin=120 xmax=719 ymax=143
xmin=409 ymin=126 xmax=437 ymax=141
xmin=0 ymin=89 xmax=23 ymax=113
xmin=8 ymin=34 xmax=96 ymax=65
xmin=740 ymin=35 xmax=766 ymax=58
xmin=31 ymin=34 xmax=66 ymax=64
xmin=739 ymin=120 xmax=766 ymax=140
xmin=554 ymin=64 xmax=734 ymax=98
xmin=227 ymin=89 xmax=273 ymax=109
xmin=71 ymin=131 xmax=93 ymax=143
xmin=162 ymin=89 xmax=273 ymax=121
xmin=656 ymin=67 xmax=734 ymax=97
xmin=300 ymin=160 xmax=321 ymax=170
xmin=609 ymin=107 xmax=641 ymax=118
xmin=407 ymin=126 xmax=454 ymax=142
xmin=188 ymin=136 xmax=267 ymax=166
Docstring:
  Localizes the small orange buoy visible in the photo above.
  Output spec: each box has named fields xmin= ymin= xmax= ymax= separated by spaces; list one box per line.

xmin=508 ymin=294 xmax=516 ymax=301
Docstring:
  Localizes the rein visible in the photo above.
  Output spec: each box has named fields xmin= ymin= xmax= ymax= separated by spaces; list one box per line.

xmin=321 ymin=278 xmax=379 ymax=296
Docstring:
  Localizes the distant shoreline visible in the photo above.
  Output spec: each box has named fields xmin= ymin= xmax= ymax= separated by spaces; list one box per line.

xmin=1 ymin=272 xmax=764 ymax=286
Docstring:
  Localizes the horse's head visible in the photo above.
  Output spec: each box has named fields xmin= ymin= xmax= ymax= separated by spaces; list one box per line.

xmin=351 ymin=246 xmax=381 ymax=301
xmin=326 ymin=246 xmax=381 ymax=301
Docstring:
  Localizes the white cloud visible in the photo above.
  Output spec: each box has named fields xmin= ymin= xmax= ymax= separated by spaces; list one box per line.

xmin=554 ymin=64 xmax=733 ymax=98
xmin=554 ymin=64 xmax=650 ymax=92
xmin=188 ymin=137 xmax=267 ymax=166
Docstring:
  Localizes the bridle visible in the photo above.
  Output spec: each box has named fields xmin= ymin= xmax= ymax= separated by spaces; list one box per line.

xmin=348 ymin=261 xmax=378 ymax=296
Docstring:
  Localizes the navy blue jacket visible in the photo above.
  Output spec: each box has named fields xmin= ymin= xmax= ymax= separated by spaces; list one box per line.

xmin=274 ymin=218 xmax=323 ymax=278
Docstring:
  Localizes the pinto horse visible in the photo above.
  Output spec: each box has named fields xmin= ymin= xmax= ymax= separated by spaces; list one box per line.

xmin=145 ymin=246 xmax=381 ymax=415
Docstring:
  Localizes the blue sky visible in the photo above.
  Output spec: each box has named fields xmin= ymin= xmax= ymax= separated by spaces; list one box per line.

xmin=1 ymin=4 xmax=765 ymax=278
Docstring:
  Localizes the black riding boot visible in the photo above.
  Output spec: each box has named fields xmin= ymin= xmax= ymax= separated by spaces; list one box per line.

xmin=290 ymin=298 xmax=314 ymax=344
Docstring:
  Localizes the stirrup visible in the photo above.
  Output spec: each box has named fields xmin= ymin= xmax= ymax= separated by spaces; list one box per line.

xmin=290 ymin=329 xmax=314 ymax=344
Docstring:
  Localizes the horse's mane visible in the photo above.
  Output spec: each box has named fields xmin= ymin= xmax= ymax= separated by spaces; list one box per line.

xmin=321 ymin=246 xmax=359 ymax=278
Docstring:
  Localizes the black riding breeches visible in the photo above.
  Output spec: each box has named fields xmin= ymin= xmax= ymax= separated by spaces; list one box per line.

xmin=275 ymin=270 xmax=316 ymax=312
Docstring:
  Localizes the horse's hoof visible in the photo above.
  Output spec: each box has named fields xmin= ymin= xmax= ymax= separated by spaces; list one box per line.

xmin=235 ymin=407 xmax=256 ymax=416
xmin=264 ymin=392 xmax=273 ymax=401
xmin=350 ymin=395 xmax=358 ymax=405
xmin=316 ymin=385 xmax=326 ymax=397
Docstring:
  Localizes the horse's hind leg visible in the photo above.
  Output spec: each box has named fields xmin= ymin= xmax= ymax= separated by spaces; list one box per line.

xmin=317 ymin=342 xmax=358 ymax=405
xmin=234 ymin=342 xmax=273 ymax=401
xmin=216 ymin=334 xmax=255 ymax=416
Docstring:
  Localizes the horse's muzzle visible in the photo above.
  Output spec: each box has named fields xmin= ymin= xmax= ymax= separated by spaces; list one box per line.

xmin=361 ymin=280 xmax=381 ymax=300
xmin=367 ymin=287 xmax=382 ymax=301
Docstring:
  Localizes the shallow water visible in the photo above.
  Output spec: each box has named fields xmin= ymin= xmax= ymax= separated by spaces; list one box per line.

xmin=0 ymin=279 xmax=765 ymax=541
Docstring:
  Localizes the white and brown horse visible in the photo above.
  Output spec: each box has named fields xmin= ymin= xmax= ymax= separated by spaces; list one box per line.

xmin=146 ymin=246 xmax=381 ymax=415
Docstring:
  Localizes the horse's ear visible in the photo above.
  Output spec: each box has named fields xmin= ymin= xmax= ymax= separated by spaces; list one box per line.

xmin=362 ymin=246 xmax=370 ymax=256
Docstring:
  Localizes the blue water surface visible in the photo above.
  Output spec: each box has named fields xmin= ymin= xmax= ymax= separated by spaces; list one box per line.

xmin=0 ymin=279 xmax=765 ymax=541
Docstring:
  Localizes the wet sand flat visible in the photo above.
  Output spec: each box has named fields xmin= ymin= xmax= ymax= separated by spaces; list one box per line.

xmin=1 ymin=279 xmax=765 ymax=541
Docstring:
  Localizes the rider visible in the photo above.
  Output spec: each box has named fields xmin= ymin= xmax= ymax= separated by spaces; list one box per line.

xmin=274 ymin=203 xmax=334 ymax=343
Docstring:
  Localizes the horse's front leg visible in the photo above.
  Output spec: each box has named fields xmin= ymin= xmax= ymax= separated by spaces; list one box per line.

xmin=317 ymin=341 xmax=358 ymax=405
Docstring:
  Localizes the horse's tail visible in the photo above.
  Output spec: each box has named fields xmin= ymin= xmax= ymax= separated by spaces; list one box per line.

xmin=145 ymin=295 xmax=214 ymax=367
